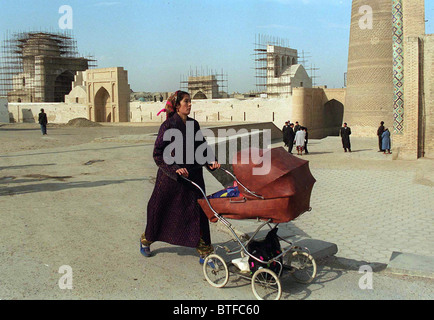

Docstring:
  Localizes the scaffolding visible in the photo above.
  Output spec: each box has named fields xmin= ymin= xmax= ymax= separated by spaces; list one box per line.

xmin=253 ymin=34 xmax=319 ymax=96
xmin=0 ymin=30 xmax=96 ymax=102
xmin=297 ymin=51 xmax=322 ymax=87
xmin=180 ymin=67 xmax=228 ymax=99
xmin=254 ymin=34 xmax=292 ymax=95
xmin=307 ymin=63 xmax=320 ymax=87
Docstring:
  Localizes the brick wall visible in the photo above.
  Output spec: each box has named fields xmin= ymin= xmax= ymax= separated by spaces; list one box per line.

xmin=422 ymin=35 xmax=434 ymax=158
xmin=345 ymin=0 xmax=395 ymax=137
xmin=393 ymin=0 xmax=429 ymax=160
xmin=402 ymin=0 xmax=425 ymax=37
xmin=394 ymin=36 xmax=421 ymax=160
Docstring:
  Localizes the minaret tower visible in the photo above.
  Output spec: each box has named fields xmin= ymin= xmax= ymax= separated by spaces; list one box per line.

xmin=345 ymin=0 xmax=394 ymax=136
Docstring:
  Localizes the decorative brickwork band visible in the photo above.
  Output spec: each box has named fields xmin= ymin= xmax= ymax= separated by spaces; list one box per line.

xmin=392 ymin=0 xmax=404 ymax=134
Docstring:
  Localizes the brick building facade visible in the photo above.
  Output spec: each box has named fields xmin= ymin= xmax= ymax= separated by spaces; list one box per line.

xmin=346 ymin=0 xmax=433 ymax=160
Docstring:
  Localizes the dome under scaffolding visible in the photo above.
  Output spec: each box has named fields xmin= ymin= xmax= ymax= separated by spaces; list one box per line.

xmin=0 ymin=30 xmax=97 ymax=102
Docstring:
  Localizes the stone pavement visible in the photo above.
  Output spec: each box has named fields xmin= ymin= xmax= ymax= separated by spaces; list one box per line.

xmin=203 ymin=135 xmax=434 ymax=276
xmin=0 ymin=123 xmax=433 ymax=300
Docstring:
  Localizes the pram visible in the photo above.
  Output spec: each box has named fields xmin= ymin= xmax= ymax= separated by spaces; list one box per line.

xmin=182 ymin=147 xmax=317 ymax=300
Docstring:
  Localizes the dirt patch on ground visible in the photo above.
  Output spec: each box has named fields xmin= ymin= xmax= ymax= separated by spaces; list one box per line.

xmin=65 ymin=118 xmax=102 ymax=127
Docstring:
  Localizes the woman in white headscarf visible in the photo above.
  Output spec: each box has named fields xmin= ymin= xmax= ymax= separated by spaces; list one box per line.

xmin=294 ymin=128 xmax=306 ymax=156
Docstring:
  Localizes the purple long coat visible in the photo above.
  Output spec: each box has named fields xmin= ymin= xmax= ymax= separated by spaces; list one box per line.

xmin=144 ymin=113 xmax=214 ymax=248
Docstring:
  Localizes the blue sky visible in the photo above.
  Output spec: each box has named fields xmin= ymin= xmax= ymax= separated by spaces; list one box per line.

xmin=0 ymin=0 xmax=433 ymax=93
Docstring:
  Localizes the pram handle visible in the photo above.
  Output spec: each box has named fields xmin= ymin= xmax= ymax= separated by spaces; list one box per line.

xmin=178 ymin=166 xmax=264 ymax=200
xmin=180 ymin=174 xmax=233 ymax=231
xmin=179 ymin=166 xmax=263 ymax=222
xmin=219 ymin=168 xmax=264 ymax=200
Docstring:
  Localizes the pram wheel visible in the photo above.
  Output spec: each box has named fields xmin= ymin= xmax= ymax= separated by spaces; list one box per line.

xmin=251 ymin=268 xmax=282 ymax=300
xmin=286 ymin=250 xmax=317 ymax=284
xmin=203 ymin=254 xmax=229 ymax=288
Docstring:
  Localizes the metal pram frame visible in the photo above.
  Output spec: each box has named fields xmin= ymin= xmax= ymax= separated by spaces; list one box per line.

xmin=182 ymin=168 xmax=317 ymax=301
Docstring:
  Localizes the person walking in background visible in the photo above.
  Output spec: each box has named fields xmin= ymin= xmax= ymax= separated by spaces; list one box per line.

xmin=282 ymin=121 xmax=289 ymax=147
xmin=294 ymin=121 xmax=300 ymax=133
xmin=377 ymin=121 xmax=385 ymax=152
xmin=302 ymin=126 xmax=309 ymax=154
xmin=340 ymin=122 xmax=352 ymax=152
xmin=286 ymin=123 xmax=296 ymax=154
xmin=38 ymin=108 xmax=48 ymax=135
xmin=294 ymin=126 xmax=306 ymax=156
xmin=382 ymin=128 xmax=392 ymax=154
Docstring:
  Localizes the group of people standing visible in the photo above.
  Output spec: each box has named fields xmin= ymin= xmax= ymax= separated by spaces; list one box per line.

xmin=339 ymin=121 xmax=391 ymax=154
xmin=282 ymin=121 xmax=309 ymax=156
xmin=283 ymin=121 xmax=392 ymax=155
xmin=377 ymin=121 xmax=392 ymax=154
xmin=283 ymin=120 xmax=351 ymax=155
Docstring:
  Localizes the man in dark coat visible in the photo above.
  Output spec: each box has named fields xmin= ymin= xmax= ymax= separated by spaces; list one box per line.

xmin=38 ymin=108 xmax=48 ymax=135
xmin=377 ymin=121 xmax=385 ymax=152
xmin=282 ymin=121 xmax=289 ymax=147
xmin=340 ymin=123 xmax=352 ymax=152
xmin=303 ymin=127 xmax=309 ymax=154
xmin=286 ymin=123 xmax=296 ymax=154
xmin=294 ymin=121 xmax=300 ymax=133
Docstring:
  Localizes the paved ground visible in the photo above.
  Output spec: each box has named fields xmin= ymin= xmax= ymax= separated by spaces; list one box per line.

xmin=275 ymin=137 xmax=433 ymax=265
xmin=0 ymin=122 xmax=433 ymax=300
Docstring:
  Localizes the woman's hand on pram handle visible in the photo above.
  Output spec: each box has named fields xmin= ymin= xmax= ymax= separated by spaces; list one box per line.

xmin=176 ymin=167 xmax=189 ymax=178
xmin=207 ymin=161 xmax=221 ymax=171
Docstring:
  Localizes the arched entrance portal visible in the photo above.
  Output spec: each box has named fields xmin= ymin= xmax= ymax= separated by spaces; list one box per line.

xmin=193 ymin=91 xmax=207 ymax=99
xmin=324 ymin=99 xmax=344 ymax=136
xmin=94 ymin=87 xmax=111 ymax=122
xmin=54 ymin=71 xmax=75 ymax=102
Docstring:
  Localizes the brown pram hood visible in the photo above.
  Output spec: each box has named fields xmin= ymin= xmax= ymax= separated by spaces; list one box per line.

xmin=232 ymin=147 xmax=316 ymax=199
xmin=198 ymin=147 xmax=316 ymax=223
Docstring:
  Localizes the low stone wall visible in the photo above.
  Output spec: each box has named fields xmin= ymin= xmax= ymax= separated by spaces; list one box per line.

xmin=0 ymin=97 xmax=9 ymax=123
xmin=8 ymin=103 xmax=88 ymax=124
xmin=204 ymin=127 xmax=276 ymax=187
xmin=129 ymin=97 xmax=293 ymax=129
xmin=204 ymin=122 xmax=282 ymax=141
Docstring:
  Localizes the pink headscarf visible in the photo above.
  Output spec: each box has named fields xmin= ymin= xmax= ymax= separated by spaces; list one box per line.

xmin=157 ymin=91 xmax=179 ymax=119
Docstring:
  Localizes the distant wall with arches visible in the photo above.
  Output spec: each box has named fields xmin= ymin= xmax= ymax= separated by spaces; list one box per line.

xmin=5 ymin=79 xmax=345 ymax=140
xmin=129 ymin=87 xmax=346 ymax=139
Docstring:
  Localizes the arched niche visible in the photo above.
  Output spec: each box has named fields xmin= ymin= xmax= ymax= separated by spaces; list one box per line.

xmin=193 ymin=91 xmax=207 ymax=99
xmin=54 ymin=70 xmax=75 ymax=102
xmin=94 ymin=87 xmax=111 ymax=122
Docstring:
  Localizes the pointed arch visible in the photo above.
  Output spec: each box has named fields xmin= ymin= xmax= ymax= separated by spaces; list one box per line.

xmin=54 ymin=70 xmax=75 ymax=102
xmin=94 ymin=87 xmax=111 ymax=122
xmin=193 ymin=91 xmax=207 ymax=99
